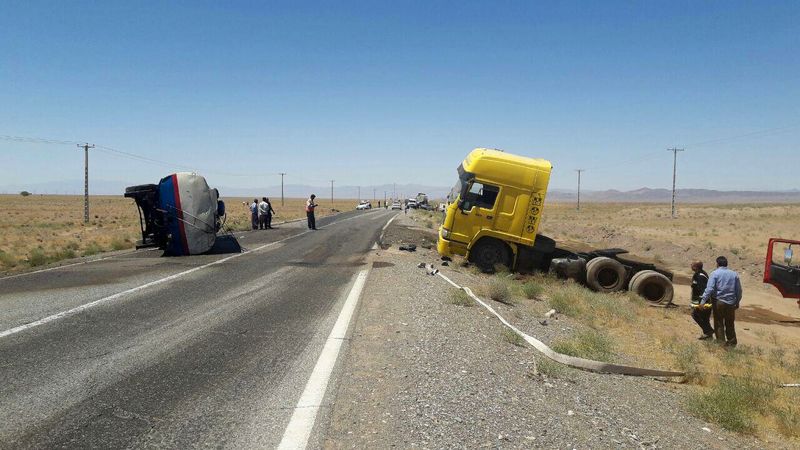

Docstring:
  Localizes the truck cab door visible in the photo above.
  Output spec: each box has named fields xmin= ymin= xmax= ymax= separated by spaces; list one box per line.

xmin=450 ymin=181 xmax=499 ymax=244
xmin=764 ymin=238 xmax=800 ymax=302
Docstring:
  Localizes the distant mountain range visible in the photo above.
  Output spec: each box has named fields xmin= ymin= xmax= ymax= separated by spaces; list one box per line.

xmin=547 ymin=187 xmax=800 ymax=203
xmin=1 ymin=180 xmax=797 ymax=204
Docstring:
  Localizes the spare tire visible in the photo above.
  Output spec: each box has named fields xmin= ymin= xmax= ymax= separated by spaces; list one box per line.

xmin=585 ymin=257 xmax=627 ymax=292
xmin=630 ymin=270 xmax=674 ymax=304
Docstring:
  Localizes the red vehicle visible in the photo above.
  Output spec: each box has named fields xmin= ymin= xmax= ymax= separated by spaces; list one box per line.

xmin=764 ymin=238 xmax=800 ymax=308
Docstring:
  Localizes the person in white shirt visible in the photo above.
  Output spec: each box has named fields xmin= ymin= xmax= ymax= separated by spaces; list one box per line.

xmin=306 ymin=194 xmax=318 ymax=230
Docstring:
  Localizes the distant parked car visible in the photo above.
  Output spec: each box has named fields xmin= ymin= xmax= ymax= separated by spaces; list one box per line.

xmin=391 ymin=201 xmax=402 ymax=210
xmin=407 ymin=199 xmax=418 ymax=209
xmin=356 ymin=201 xmax=372 ymax=210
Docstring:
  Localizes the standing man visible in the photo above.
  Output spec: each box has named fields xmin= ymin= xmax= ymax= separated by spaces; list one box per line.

xmin=258 ymin=197 xmax=269 ymax=230
xmin=700 ymin=256 xmax=743 ymax=347
xmin=249 ymin=198 xmax=259 ymax=230
xmin=306 ymin=194 xmax=318 ymax=230
xmin=264 ymin=197 xmax=276 ymax=229
xmin=689 ymin=261 xmax=713 ymax=340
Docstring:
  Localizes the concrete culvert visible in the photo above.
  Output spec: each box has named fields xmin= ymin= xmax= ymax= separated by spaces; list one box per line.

xmin=630 ymin=270 xmax=674 ymax=303
xmin=585 ymin=257 xmax=627 ymax=292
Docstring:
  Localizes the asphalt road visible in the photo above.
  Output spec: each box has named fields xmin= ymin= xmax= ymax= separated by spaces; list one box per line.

xmin=0 ymin=208 xmax=397 ymax=449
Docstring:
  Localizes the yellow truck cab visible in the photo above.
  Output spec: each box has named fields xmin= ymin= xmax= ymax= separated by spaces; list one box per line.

xmin=438 ymin=148 xmax=553 ymax=271
xmin=438 ymin=148 xmax=676 ymax=304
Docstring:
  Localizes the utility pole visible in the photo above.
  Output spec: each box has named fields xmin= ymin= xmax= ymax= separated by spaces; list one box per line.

xmin=77 ymin=143 xmax=95 ymax=223
xmin=279 ymin=172 xmax=286 ymax=206
xmin=357 ymin=186 xmax=361 ymax=201
xmin=330 ymin=180 xmax=335 ymax=206
xmin=384 ymin=191 xmax=387 ymax=205
xmin=393 ymin=182 xmax=396 ymax=200
xmin=373 ymin=188 xmax=376 ymax=202
xmin=667 ymin=148 xmax=684 ymax=218
xmin=575 ymin=169 xmax=585 ymax=211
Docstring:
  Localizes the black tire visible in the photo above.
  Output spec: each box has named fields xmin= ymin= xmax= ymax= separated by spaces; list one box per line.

xmin=627 ymin=270 xmax=648 ymax=291
xmin=630 ymin=270 xmax=674 ymax=303
xmin=469 ymin=239 xmax=511 ymax=273
xmin=585 ymin=256 xmax=627 ymax=292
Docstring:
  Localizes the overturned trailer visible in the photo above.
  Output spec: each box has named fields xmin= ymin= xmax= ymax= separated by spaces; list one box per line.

xmin=125 ymin=173 xmax=226 ymax=256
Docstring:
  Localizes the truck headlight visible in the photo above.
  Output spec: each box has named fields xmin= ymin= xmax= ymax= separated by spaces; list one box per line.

xmin=441 ymin=227 xmax=451 ymax=239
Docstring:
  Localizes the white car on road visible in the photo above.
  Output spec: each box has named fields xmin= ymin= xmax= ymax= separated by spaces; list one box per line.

xmin=356 ymin=201 xmax=372 ymax=210
xmin=391 ymin=202 xmax=402 ymax=210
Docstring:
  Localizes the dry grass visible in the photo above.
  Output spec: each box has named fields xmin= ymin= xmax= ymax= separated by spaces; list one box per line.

xmin=0 ymin=194 xmax=359 ymax=272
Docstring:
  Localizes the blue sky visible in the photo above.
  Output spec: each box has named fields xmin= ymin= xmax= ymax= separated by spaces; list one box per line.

xmin=1 ymin=1 xmax=798 ymax=193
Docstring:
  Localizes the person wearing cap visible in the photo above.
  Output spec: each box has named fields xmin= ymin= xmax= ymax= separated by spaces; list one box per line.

xmin=689 ymin=261 xmax=713 ymax=340
xmin=700 ymin=256 xmax=743 ymax=347
xmin=306 ymin=194 xmax=318 ymax=230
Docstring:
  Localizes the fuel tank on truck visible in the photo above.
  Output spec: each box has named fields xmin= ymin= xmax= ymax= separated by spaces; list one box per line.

xmin=125 ymin=172 xmax=230 ymax=256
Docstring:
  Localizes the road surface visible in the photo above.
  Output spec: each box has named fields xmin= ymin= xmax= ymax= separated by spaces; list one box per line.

xmin=0 ymin=208 xmax=397 ymax=448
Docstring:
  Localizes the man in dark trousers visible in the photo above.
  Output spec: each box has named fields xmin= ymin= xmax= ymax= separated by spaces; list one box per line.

xmin=264 ymin=197 xmax=276 ymax=229
xmin=689 ymin=260 xmax=713 ymax=339
xmin=249 ymin=198 xmax=259 ymax=230
xmin=701 ymin=256 xmax=743 ymax=347
xmin=306 ymin=194 xmax=318 ymax=230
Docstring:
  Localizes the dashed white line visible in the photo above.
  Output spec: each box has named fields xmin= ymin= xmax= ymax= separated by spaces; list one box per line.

xmin=277 ymin=268 xmax=370 ymax=450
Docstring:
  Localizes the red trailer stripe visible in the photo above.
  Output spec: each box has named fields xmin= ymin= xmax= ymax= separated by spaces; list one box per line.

xmin=171 ymin=174 xmax=190 ymax=255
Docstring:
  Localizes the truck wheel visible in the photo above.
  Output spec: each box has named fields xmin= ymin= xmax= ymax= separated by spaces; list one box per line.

xmin=585 ymin=257 xmax=627 ymax=292
xmin=469 ymin=239 xmax=511 ymax=273
xmin=630 ymin=270 xmax=674 ymax=303
xmin=627 ymin=270 xmax=648 ymax=291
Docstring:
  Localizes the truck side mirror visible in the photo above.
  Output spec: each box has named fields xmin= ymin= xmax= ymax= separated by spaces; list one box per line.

xmin=459 ymin=199 xmax=472 ymax=212
xmin=785 ymin=246 xmax=794 ymax=265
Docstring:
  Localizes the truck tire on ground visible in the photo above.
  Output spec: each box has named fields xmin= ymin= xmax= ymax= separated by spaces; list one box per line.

xmin=630 ymin=270 xmax=674 ymax=304
xmin=585 ymin=257 xmax=627 ymax=292
xmin=469 ymin=238 xmax=511 ymax=273
xmin=627 ymin=270 xmax=648 ymax=291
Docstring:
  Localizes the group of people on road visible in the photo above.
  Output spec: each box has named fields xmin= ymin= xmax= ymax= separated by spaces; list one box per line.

xmin=249 ymin=197 xmax=276 ymax=230
xmin=689 ymin=256 xmax=743 ymax=347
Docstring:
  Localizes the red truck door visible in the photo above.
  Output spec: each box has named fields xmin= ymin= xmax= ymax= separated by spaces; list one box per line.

xmin=764 ymin=238 xmax=800 ymax=301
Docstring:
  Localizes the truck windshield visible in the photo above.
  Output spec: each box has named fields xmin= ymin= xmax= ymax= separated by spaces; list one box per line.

xmin=449 ymin=164 xmax=474 ymax=202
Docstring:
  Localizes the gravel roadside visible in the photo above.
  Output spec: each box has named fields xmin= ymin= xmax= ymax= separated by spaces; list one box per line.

xmin=322 ymin=212 xmax=781 ymax=449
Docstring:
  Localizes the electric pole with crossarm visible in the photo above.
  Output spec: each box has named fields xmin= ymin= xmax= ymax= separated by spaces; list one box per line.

xmin=77 ymin=143 xmax=95 ymax=223
xmin=279 ymin=172 xmax=286 ymax=206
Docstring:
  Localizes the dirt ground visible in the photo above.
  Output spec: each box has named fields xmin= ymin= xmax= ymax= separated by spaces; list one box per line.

xmin=540 ymin=202 xmax=800 ymax=350
xmin=325 ymin=211 xmax=790 ymax=448
xmin=0 ymin=194 xmax=361 ymax=272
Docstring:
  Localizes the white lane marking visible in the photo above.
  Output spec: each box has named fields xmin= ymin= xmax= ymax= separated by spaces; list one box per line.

xmin=381 ymin=213 xmax=399 ymax=232
xmin=277 ymin=269 xmax=369 ymax=450
xmin=0 ymin=248 xmax=158 ymax=281
xmin=0 ymin=211 xmax=378 ymax=339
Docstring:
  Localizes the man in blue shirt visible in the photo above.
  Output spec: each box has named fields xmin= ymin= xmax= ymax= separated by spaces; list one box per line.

xmin=701 ymin=256 xmax=743 ymax=347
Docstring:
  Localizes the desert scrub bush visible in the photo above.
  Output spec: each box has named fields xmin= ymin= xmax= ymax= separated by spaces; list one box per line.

xmin=82 ymin=242 xmax=103 ymax=257
xmin=774 ymin=394 xmax=800 ymax=438
xmin=448 ymin=289 xmax=474 ymax=307
xmin=673 ymin=344 xmax=704 ymax=384
xmin=552 ymin=328 xmax=615 ymax=362
xmin=686 ymin=376 xmax=775 ymax=433
xmin=548 ymin=283 xmax=587 ymax=316
xmin=533 ymin=356 xmax=568 ymax=379
xmin=521 ymin=280 xmax=544 ymax=299
xmin=501 ymin=328 xmax=525 ymax=347
xmin=424 ymin=219 xmax=434 ymax=229
xmin=0 ymin=250 xmax=18 ymax=268
xmin=110 ymin=237 xmax=132 ymax=251
xmin=486 ymin=278 xmax=513 ymax=304
xmin=28 ymin=248 xmax=48 ymax=267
